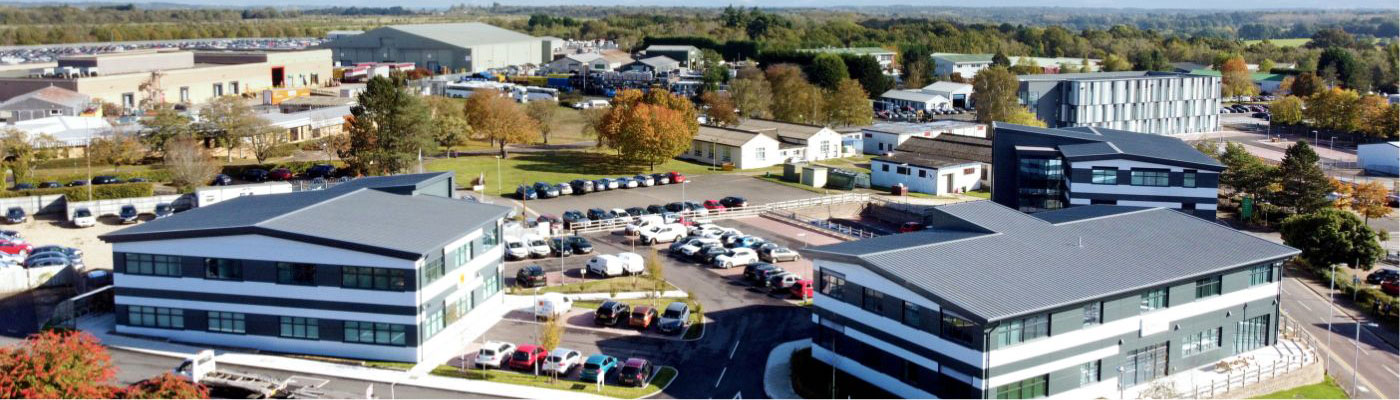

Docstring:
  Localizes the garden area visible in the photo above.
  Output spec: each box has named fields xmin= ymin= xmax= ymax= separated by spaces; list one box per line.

xmin=1252 ymin=376 xmax=1348 ymax=399
xmin=509 ymin=274 xmax=679 ymax=296
xmin=573 ymin=297 xmax=706 ymax=340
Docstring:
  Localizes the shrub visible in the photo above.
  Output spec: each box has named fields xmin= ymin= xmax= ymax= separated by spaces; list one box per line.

xmin=220 ymin=160 xmax=341 ymax=178
xmin=0 ymin=182 xmax=154 ymax=201
xmin=25 ymin=169 xmax=172 ymax=186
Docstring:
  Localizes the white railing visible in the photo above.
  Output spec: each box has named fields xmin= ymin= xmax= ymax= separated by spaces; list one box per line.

xmin=558 ymin=193 xmax=872 ymax=236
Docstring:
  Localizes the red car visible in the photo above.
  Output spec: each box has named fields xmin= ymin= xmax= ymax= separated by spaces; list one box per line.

xmin=268 ymin=168 xmax=294 ymax=181
xmin=1382 ymin=279 xmax=1399 ymax=296
xmin=508 ymin=344 xmax=548 ymax=370
xmin=0 ymin=240 xmax=31 ymax=256
xmin=897 ymin=222 xmax=923 ymax=233
xmin=790 ymin=279 xmax=814 ymax=299
xmin=667 ymin=171 xmax=686 ymax=183
xmin=702 ymin=200 xmax=726 ymax=211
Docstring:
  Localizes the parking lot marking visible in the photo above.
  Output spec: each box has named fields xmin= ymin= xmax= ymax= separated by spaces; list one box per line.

xmin=729 ymin=340 xmax=741 ymax=359
xmin=714 ymin=367 xmax=727 ymax=388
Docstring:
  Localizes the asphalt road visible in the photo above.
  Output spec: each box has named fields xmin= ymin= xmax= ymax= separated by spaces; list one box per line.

xmin=1279 ymin=278 xmax=1400 ymax=399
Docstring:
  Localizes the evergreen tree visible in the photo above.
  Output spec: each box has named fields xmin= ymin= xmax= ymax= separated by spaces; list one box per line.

xmin=1275 ymin=141 xmax=1332 ymax=214
xmin=992 ymin=51 xmax=1011 ymax=67
xmin=346 ymin=76 xmax=432 ymax=175
xmin=808 ymin=53 xmax=849 ymax=90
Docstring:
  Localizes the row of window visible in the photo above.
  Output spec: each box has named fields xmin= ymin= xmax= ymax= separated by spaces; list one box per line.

xmin=822 ymin=270 xmax=979 ymax=347
xmin=126 ymin=306 xmax=410 ymax=346
xmin=1089 ymin=167 xmax=1198 ymax=188
xmin=124 ymin=253 xmax=416 ymax=292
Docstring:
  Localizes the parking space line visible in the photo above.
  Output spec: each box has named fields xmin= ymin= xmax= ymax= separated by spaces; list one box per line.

xmin=729 ymin=340 xmax=741 ymax=359
xmin=714 ymin=367 xmax=727 ymax=388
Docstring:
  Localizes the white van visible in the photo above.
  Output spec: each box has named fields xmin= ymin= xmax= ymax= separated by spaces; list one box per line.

xmin=504 ymin=237 xmax=529 ymax=260
xmin=639 ymin=223 xmax=687 ymax=245
xmin=616 ymin=252 xmax=646 ymax=275
xmin=586 ymin=254 xmax=624 ymax=277
xmin=626 ymin=215 xmax=665 ymax=235
xmin=534 ymin=292 xmax=573 ymax=319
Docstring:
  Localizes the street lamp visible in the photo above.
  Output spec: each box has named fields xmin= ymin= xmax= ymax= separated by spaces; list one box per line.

xmin=495 ymin=156 xmax=502 ymax=197
xmin=1312 ymin=130 xmax=1319 ymax=145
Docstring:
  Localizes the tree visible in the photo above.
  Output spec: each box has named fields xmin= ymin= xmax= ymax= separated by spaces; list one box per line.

xmin=1009 ymin=56 xmax=1041 ymax=75
xmin=0 ymin=129 xmax=60 ymax=184
xmin=463 ymin=89 xmax=539 ymax=159
xmin=1100 ymin=54 xmax=1132 ymax=72
xmin=245 ymin=120 xmax=288 ymax=164
xmin=699 ymin=91 xmax=739 ymax=127
xmin=971 ymin=66 xmax=1020 ymax=124
xmin=538 ymin=317 xmax=563 ymax=379
xmin=1003 ymin=107 xmax=1046 ymax=127
xmin=767 ymin=64 xmax=824 ymax=124
xmin=0 ymin=331 xmax=208 ymax=399
xmin=808 ymin=53 xmax=849 ymax=90
xmin=198 ymin=95 xmax=262 ymax=162
xmin=592 ymin=89 xmax=698 ymax=170
xmin=1269 ymin=96 xmax=1305 ymax=125
xmin=900 ymin=45 xmax=933 ymax=89
xmin=1258 ymin=59 xmax=1276 ymax=73
xmin=729 ymin=76 xmax=773 ymax=119
xmin=345 ymin=76 xmax=433 ymax=175
xmin=645 ymin=248 xmax=666 ymax=306
xmin=1287 ymin=72 xmax=1325 ymax=98
xmin=116 ymin=373 xmax=209 ymax=399
xmin=1304 ymin=87 xmax=1361 ymax=133
xmin=701 ymin=64 xmax=729 ymax=94
xmin=525 ymin=100 xmax=558 ymax=145
xmin=426 ymin=96 xmax=471 ymax=153
xmin=1280 ymin=208 xmax=1386 ymax=270
xmin=1217 ymin=142 xmax=1277 ymax=201
xmin=844 ymin=54 xmax=893 ymax=98
xmin=1333 ymin=180 xmax=1395 ymax=224
xmin=1317 ymin=47 xmax=1360 ymax=89
xmin=165 ymin=136 xmax=217 ymax=192
xmin=88 ymin=132 xmax=145 ymax=172
xmin=1275 ymin=141 xmax=1332 ymax=214
xmin=1221 ymin=56 xmax=1259 ymax=98
xmin=991 ymin=51 xmax=1011 ymax=67
xmin=140 ymin=104 xmax=191 ymax=152
xmin=824 ymin=79 xmax=872 ymax=127
xmin=1357 ymin=95 xmax=1399 ymax=139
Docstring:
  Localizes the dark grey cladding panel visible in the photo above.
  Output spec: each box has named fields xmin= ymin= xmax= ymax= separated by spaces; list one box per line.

xmin=115 ymin=287 xmax=418 ymax=315
xmin=814 ymin=306 xmax=983 ymax=376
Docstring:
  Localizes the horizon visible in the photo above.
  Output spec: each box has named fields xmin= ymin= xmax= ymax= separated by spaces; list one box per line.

xmin=4 ymin=0 xmax=1398 ymax=10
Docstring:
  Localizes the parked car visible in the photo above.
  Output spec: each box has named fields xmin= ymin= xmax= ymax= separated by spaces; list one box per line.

xmin=128 ymin=177 xmax=149 ymax=182
xmin=210 ymin=175 xmax=232 ymax=186
xmin=555 ymin=183 xmax=574 ymax=196
xmin=790 ymin=279 xmax=814 ymax=299
xmin=548 ymin=238 xmax=575 ymax=257
xmin=38 ymin=181 xmax=61 ymax=189
xmin=593 ymin=178 xmax=612 ymax=191
xmin=587 ymin=208 xmax=614 ymax=221
xmin=633 ymin=175 xmax=655 ymax=187
xmin=153 ymin=203 xmax=174 ymax=219
xmin=508 ymin=344 xmax=548 ymax=371
xmin=667 ymin=171 xmax=686 ymax=183
xmin=516 ymin=265 xmax=547 ymax=288
xmin=646 ymin=204 xmax=668 ymax=215
xmin=616 ymin=252 xmax=646 ymax=275
xmin=617 ymin=177 xmax=638 ymax=189
xmin=586 ymin=254 xmax=625 ymax=277
xmin=563 ymin=236 xmax=594 ymax=254
xmin=242 ymin=169 xmax=269 ymax=182
xmin=5 ymin=207 xmax=26 ymax=224
xmin=759 ymin=247 xmax=801 ymax=263
xmin=504 ymin=237 xmax=529 ymax=260
xmin=570 ymin=179 xmax=595 ymax=194
xmin=525 ymin=235 xmax=551 ymax=258
xmin=602 ymin=178 xmax=620 ymax=190
xmin=594 ymin=301 xmax=631 ymax=326
xmin=898 ymin=222 xmax=923 ymax=233
xmin=744 ymin=263 xmax=780 ymax=282
xmin=543 ymin=349 xmax=583 ymax=376
xmin=702 ymin=200 xmax=726 ymax=212
xmin=624 ymin=207 xmax=649 ymax=217
xmin=118 ymin=205 xmax=139 ymax=224
xmin=610 ymin=208 xmax=629 ymax=220
xmin=516 ymin=185 xmax=539 ymax=200
xmin=768 ymin=272 xmax=801 ymax=290
xmin=92 ymin=175 xmax=122 ymax=185
xmin=1383 ymin=279 xmax=1399 ymax=296
xmin=664 ymin=202 xmax=685 ymax=213
xmin=657 ymin=302 xmax=690 ymax=334
xmin=534 ymin=182 xmax=560 ymax=198
xmin=301 ymin=164 xmax=335 ymax=179
xmin=719 ymin=196 xmax=748 ymax=208
xmin=562 ymin=210 xmax=588 ymax=228
xmin=67 ymin=180 xmax=88 ymax=187
xmin=677 ymin=238 xmax=721 ymax=257
xmin=639 ymin=223 xmax=687 ymax=244
xmin=617 ymin=358 xmax=655 ymax=387
xmin=533 ymin=292 xmax=572 ymax=319
xmin=0 ymin=240 xmax=31 ymax=256
xmin=579 ymin=354 xmax=619 ymax=382
xmin=696 ymin=244 xmax=730 ymax=263
xmin=268 ymin=168 xmax=294 ymax=181
xmin=753 ymin=266 xmax=788 ymax=285
xmin=71 ymin=207 xmax=96 ymax=228
xmin=714 ymin=247 xmax=759 ymax=269
xmin=536 ymin=214 xmax=563 ymax=231
xmin=29 ymin=245 xmax=80 ymax=260
xmin=650 ymin=173 xmax=671 ymax=185
xmin=26 ymin=254 xmax=75 ymax=269
xmin=1367 ymin=268 xmax=1399 ymax=284
xmin=628 ymin=306 xmax=657 ymax=329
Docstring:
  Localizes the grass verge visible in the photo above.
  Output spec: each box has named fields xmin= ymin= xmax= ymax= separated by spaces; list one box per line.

xmin=1251 ymin=376 xmax=1348 ymax=399
xmin=754 ymin=175 xmax=826 ymax=194
xmin=508 ymin=275 xmax=678 ymax=295
xmin=431 ymin=364 xmax=677 ymax=398
xmin=964 ymin=189 xmax=991 ymax=199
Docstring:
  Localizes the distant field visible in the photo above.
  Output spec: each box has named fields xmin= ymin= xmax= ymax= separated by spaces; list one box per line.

xmin=1243 ymin=38 xmax=1311 ymax=47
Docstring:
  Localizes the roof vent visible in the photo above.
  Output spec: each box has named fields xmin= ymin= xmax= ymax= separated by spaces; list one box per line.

xmin=1076 ymin=236 xmax=1083 ymax=248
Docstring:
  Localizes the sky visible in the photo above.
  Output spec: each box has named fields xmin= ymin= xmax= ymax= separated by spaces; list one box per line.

xmin=15 ymin=0 xmax=1400 ymax=9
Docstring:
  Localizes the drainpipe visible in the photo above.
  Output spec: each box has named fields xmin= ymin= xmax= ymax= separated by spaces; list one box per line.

xmin=982 ymin=321 xmax=999 ymax=399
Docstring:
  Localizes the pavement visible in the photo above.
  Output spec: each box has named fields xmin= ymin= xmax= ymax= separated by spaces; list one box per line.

xmin=762 ymin=339 xmax=809 ymax=399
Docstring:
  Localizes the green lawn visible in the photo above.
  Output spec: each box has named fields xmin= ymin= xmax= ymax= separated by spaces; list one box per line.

xmin=508 ymin=275 xmax=677 ymax=295
xmin=428 ymin=150 xmax=743 ymax=197
xmin=1242 ymin=38 xmax=1311 ymax=47
xmin=431 ymin=364 xmax=676 ymax=398
xmin=1252 ymin=376 xmax=1349 ymax=399
xmin=754 ymin=175 xmax=827 ymax=194
xmin=965 ymin=189 xmax=991 ymax=199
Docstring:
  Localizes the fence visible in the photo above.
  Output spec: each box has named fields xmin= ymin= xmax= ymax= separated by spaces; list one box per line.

xmin=558 ymin=193 xmax=872 ymax=236
xmin=0 ymin=264 xmax=75 ymax=293
xmin=763 ymin=210 xmax=879 ymax=240
xmin=1186 ymin=312 xmax=1319 ymax=399
xmin=0 ymin=194 xmax=66 ymax=216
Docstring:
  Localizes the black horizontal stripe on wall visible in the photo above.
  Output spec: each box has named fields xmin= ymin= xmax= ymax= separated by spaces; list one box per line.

xmin=115 ymin=287 xmax=418 ymax=315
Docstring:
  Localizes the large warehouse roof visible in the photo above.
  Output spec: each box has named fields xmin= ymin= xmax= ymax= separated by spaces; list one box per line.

xmin=333 ymin=23 xmax=540 ymax=49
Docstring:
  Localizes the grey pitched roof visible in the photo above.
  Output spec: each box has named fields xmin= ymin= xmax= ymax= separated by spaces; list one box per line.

xmin=994 ymin=123 xmax=1224 ymax=170
xmin=335 ymin=23 xmax=538 ymax=50
xmin=878 ymin=89 xmax=948 ymax=104
xmin=636 ymin=55 xmax=679 ymax=68
xmin=733 ymin=118 xmax=829 ymax=141
xmin=694 ymin=125 xmax=770 ymax=147
xmin=100 ymin=173 xmax=508 ymax=259
xmin=0 ymin=86 xmax=90 ymax=109
xmin=921 ymin=81 xmax=974 ymax=93
xmin=802 ymin=201 xmax=1298 ymax=322
xmin=875 ymin=135 xmax=992 ymax=169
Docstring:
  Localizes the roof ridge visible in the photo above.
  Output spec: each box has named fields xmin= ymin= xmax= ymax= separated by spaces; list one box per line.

xmin=856 ymin=231 xmax=1001 ymax=258
xmin=254 ymin=187 xmax=370 ymax=228
xmin=1043 ymin=206 xmax=1159 ymax=225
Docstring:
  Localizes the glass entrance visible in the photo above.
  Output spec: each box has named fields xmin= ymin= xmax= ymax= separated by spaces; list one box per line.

xmin=1121 ymin=342 xmax=1169 ymax=388
xmin=1234 ymin=315 xmax=1270 ymax=353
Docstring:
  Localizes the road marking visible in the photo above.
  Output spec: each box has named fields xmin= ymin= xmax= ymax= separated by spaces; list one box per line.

xmin=733 ymin=391 xmax=742 ymax=398
xmin=1383 ymin=364 xmax=1399 ymax=378
xmin=714 ymin=367 xmax=727 ymax=388
xmin=729 ymin=340 xmax=741 ymax=359
xmin=1296 ymin=301 xmax=1313 ymax=312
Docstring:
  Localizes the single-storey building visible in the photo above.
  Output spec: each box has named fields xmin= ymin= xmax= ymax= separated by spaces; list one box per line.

xmin=544 ymin=50 xmax=633 ymax=74
xmin=624 ymin=56 xmax=681 ymax=75
xmin=921 ymin=81 xmax=974 ymax=109
xmin=259 ymin=105 xmax=351 ymax=143
xmin=871 ymin=134 xmax=991 ymax=195
xmin=862 ymin=121 xmax=988 ymax=155
xmin=878 ymin=89 xmax=949 ymax=112
xmin=1357 ymin=142 xmax=1399 ymax=176
xmin=682 ymin=118 xmax=848 ymax=169
xmin=0 ymin=86 xmax=94 ymax=122
xmin=642 ymin=45 xmax=702 ymax=68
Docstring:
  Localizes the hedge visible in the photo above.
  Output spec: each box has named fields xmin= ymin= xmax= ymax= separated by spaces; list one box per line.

xmin=25 ymin=168 xmax=173 ymax=186
xmin=220 ymin=161 xmax=342 ymax=178
xmin=0 ymin=182 xmax=154 ymax=201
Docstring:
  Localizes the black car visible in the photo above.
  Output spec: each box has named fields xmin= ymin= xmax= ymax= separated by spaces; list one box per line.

xmin=562 ymin=210 xmax=588 ymax=227
xmin=646 ymin=204 xmax=667 ymax=215
xmin=650 ymin=173 xmax=671 ymax=185
xmin=10 ymin=183 xmax=33 ymax=191
xmin=118 ymin=205 xmax=139 ymax=224
xmin=594 ymin=301 xmax=631 ymax=326
xmin=683 ymin=201 xmax=705 ymax=211
xmin=624 ymin=207 xmax=648 ymax=217
xmin=570 ymin=179 xmax=595 ymax=194
xmin=564 ymin=236 xmax=594 ymax=254
xmin=548 ymin=238 xmax=575 ymax=256
xmin=243 ymin=169 xmax=270 ymax=182
xmin=516 ymin=185 xmax=538 ymax=200
xmin=210 ymin=174 xmax=232 ymax=186
xmin=1367 ymin=269 xmax=1399 ymax=284
xmin=664 ymin=202 xmax=686 ymax=213
xmin=533 ymin=182 xmax=560 ymax=198
xmin=38 ymin=181 xmax=61 ymax=189
xmin=68 ymin=180 xmax=88 ymax=187
xmin=696 ymin=244 xmax=729 ymax=263
xmin=587 ymin=208 xmax=614 ymax=220
xmin=153 ymin=203 xmax=174 ymax=219
xmin=5 ymin=207 xmax=25 ymax=224
xmin=744 ymin=263 xmax=781 ymax=282
xmin=516 ymin=265 xmax=547 ymax=288
xmin=92 ymin=175 xmax=122 ymax=185
xmin=304 ymin=164 xmax=337 ymax=179
xmin=719 ymin=196 xmax=748 ymax=208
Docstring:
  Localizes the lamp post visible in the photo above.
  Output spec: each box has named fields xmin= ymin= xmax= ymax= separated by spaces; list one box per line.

xmin=495 ymin=155 xmax=502 ymax=197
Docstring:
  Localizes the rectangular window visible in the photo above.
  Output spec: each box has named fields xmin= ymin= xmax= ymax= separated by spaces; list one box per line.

xmin=881 ymin=164 xmax=889 ymax=172
xmin=422 ymin=308 xmax=446 ymax=341
xmin=756 ymin=147 xmax=766 ymax=161
xmin=280 ymin=317 xmax=319 ymax=339
xmin=447 ymin=295 xmax=474 ymax=324
xmin=1140 ymin=288 xmax=1168 ymax=313
xmin=964 ymin=167 xmax=976 ymax=175
xmin=344 ymin=321 xmax=406 ymax=346
xmin=993 ymin=314 xmax=1050 ymax=346
xmin=1183 ymin=170 xmax=1197 ymax=188
xmin=721 ymin=146 xmax=732 ymax=162
xmin=482 ymin=224 xmax=499 ymax=248
xmin=861 ymin=288 xmax=884 ymax=314
xmin=204 ymin=258 xmax=242 ymax=281
xmin=482 ymin=268 xmax=501 ymax=296
xmin=1130 ymin=169 xmax=1169 ymax=187
xmin=179 ymin=87 xmax=190 ymax=102
xmin=207 ymin=311 xmax=245 ymax=334
xmin=940 ymin=310 xmax=977 ymax=346
xmin=276 ymin=262 xmax=316 ymax=285
xmin=995 ymin=375 xmax=1047 ymax=399
xmin=818 ymin=270 xmax=846 ymax=298
xmin=1249 ymin=264 xmax=1274 ymax=286
xmin=1078 ymin=360 xmax=1101 ymax=386
xmin=1181 ymin=327 xmax=1222 ymax=357
xmin=1083 ymin=302 xmax=1102 ymax=327
xmin=127 ymin=306 xmax=183 ymax=329
xmin=901 ymin=301 xmax=921 ymax=328
xmin=1091 ymin=168 xmax=1118 ymax=184
xmin=1195 ymin=276 xmax=1222 ymax=299
xmin=421 ymin=258 xmax=446 ymax=287
xmin=694 ymin=148 xmax=702 ymax=156
xmin=341 ymin=266 xmax=406 ymax=291
xmin=896 ymin=166 xmax=909 ymax=175
xmin=212 ymin=83 xmax=223 ymax=97
xmin=124 ymin=253 xmax=181 ymax=277
xmin=918 ymin=169 xmax=927 ymax=178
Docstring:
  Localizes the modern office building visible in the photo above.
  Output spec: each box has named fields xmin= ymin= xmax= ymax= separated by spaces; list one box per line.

xmin=1017 ymin=71 xmax=1220 ymax=135
xmin=990 ymin=123 xmax=1223 ymax=219
xmin=870 ymin=134 xmax=991 ymax=195
xmin=932 ymin=53 xmax=1100 ymax=78
xmin=325 ymin=23 xmax=549 ymax=73
xmin=802 ymin=200 xmax=1298 ymax=399
xmin=100 ymin=172 xmax=511 ymax=363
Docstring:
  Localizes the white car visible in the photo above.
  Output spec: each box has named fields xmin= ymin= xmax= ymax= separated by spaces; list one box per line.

xmin=505 ymin=237 xmax=529 ymax=260
xmin=604 ymin=179 xmax=620 ymax=190
xmin=71 ymin=208 xmax=96 ymax=228
xmin=586 ymin=254 xmax=625 ymax=277
xmin=639 ymin=223 xmax=687 ymax=245
xmin=616 ymin=252 xmax=646 ymax=275
xmin=525 ymin=235 xmax=551 ymax=258
xmin=475 ymin=341 xmax=517 ymax=369
xmin=543 ymin=348 xmax=583 ymax=375
xmin=678 ymin=238 xmax=721 ymax=256
xmin=634 ymin=175 xmax=655 ymax=187
xmin=610 ymin=208 xmax=630 ymax=220
xmin=626 ymin=215 xmax=664 ymax=235
xmin=713 ymin=247 xmax=759 ymax=269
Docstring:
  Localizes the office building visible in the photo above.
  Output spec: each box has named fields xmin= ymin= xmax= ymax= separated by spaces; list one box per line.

xmin=1017 ymin=71 xmax=1220 ymax=135
xmin=325 ymin=23 xmax=549 ymax=73
xmin=802 ymin=200 xmax=1298 ymax=399
xmin=101 ymin=172 xmax=511 ymax=363
xmin=990 ymin=123 xmax=1223 ymax=219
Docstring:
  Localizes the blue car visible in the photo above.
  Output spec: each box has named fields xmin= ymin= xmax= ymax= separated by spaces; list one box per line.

xmin=516 ymin=185 xmax=538 ymax=200
xmin=579 ymin=354 xmax=618 ymax=382
xmin=533 ymin=182 xmax=560 ymax=198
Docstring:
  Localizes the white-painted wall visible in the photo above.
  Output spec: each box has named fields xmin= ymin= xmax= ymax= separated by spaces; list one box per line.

xmin=871 ymin=160 xmax=982 ymax=195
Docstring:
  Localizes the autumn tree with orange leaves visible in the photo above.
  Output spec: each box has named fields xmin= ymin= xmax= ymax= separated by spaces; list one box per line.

xmin=592 ymin=89 xmax=699 ymax=170
xmin=0 ymin=331 xmax=207 ymax=399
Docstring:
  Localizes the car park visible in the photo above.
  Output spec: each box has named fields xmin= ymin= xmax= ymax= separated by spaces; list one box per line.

xmin=1367 ymin=268 xmax=1399 ymax=284
xmin=657 ymin=302 xmax=690 ymax=334
xmin=617 ymin=358 xmax=655 ymax=387
xmin=516 ymin=265 xmax=547 ymax=288
xmin=210 ymin=175 xmax=232 ymax=186
xmin=118 ymin=205 xmax=139 ymax=224
xmin=516 ymin=185 xmax=539 ymax=200
xmin=92 ymin=175 xmax=122 ymax=185
xmin=628 ymin=306 xmax=657 ymax=329
xmin=586 ymin=254 xmax=626 ymax=277
xmin=562 ymin=210 xmax=588 ymax=227
xmin=633 ymin=175 xmax=655 ymax=187
xmin=579 ymin=354 xmax=619 ymax=382
xmin=269 ymin=168 xmax=294 ymax=181
xmin=543 ymin=349 xmax=583 ymax=375
xmin=570 ymin=179 xmax=595 ymax=194
xmin=5 ymin=207 xmax=26 ymax=224
xmin=714 ymin=247 xmax=759 ymax=269
xmin=504 ymin=237 xmax=529 ymax=260
xmin=476 ymin=342 xmax=518 ymax=368
xmin=243 ymin=169 xmax=269 ymax=182
xmin=525 ymin=235 xmax=551 ymax=258
xmin=153 ymin=203 xmax=174 ymax=219
xmin=555 ymin=183 xmax=574 ymax=196
xmin=759 ymin=247 xmax=801 ymax=262
xmin=71 ymin=207 xmax=96 ymax=228
xmin=534 ymin=182 xmax=560 ymax=198
xmin=594 ymin=301 xmax=631 ymax=326
xmin=563 ymin=236 xmax=594 ymax=254
xmin=650 ymin=173 xmax=671 ymax=185
xmin=719 ymin=196 xmax=748 ymax=208
xmin=791 ymin=279 xmax=814 ymax=299
xmin=676 ymin=238 xmax=721 ymax=257
xmin=508 ymin=344 xmax=548 ymax=371
xmin=639 ymin=223 xmax=687 ymax=244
